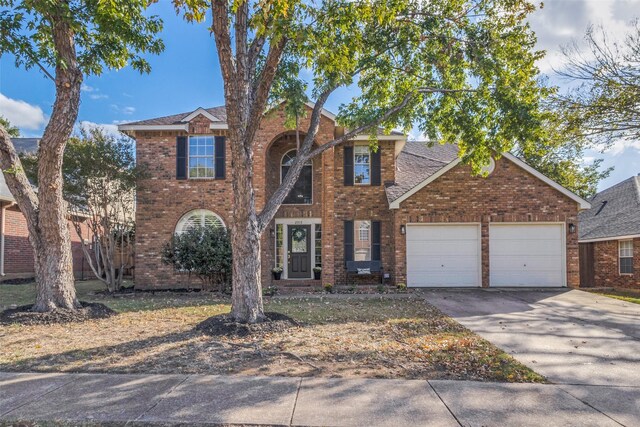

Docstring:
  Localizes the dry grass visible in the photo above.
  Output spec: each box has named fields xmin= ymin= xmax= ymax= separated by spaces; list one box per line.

xmin=0 ymin=281 xmax=544 ymax=383
xmin=590 ymin=288 xmax=640 ymax=305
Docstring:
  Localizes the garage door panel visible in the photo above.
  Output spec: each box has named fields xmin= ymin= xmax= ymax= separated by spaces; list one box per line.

xmin=490 ymin=224 xmax=565 ymax=287
xmin=490 ymin=255 xmax=564 ymax=271
xmin=409 ymin=272 xmax=478 ymax=287
xmin=406 ymin=224 xmax=480 ymax=288
xmin=406 ymin=240 xmax=478 ymax=257
xmin=407 ymin=255 xmax=479 ymax=271
xmin=490 ymin=240 xmax=563 ymax=256
xmin=491 ymin=225 xmax=561 ymax=240
xmin=408 ymin=226 xmax=478 ymax=241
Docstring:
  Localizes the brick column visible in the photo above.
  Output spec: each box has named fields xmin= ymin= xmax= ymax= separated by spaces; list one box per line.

xmin=321 ymin=147 xmax=335 ymax=286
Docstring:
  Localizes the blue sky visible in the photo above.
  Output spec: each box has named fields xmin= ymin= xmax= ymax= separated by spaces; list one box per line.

xmin=1 ymin=0 xmax=639 ymax=191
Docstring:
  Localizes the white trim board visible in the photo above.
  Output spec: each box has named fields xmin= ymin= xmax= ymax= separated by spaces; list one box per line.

xmin=274 ymin=218 xmax=321 ymax=280
xmin=389 ymin=153 xmax=592 ymax=210
xmin=118 ymin=124 xmax=188 ymax=131
xmin=579 ymin=234 xmax=640 ymax=243
xmin=181 ymin=107 xmax=223 ymax=123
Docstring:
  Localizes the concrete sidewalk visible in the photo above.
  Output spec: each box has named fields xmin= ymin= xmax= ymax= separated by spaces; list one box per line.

xmin=1 ymin=372 xmax=638 ymax=426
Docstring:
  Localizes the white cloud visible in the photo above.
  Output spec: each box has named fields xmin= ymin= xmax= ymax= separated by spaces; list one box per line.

xmin=110 ymin=104 xmax=136 ymax=115
xmin=603 ymin=139 xmax=640 ymax=156
xmin=528 ymin=0 xmax=640 ymax=74
xmin=81 ymin=84 xmax=95 ymax=92
xmin=89 ymin=93 xmax=109 ymax=100
xmin=0 ymin=93 xmax=47 ymax=130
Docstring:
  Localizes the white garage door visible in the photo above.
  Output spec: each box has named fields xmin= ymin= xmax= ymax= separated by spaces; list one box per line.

xmin=489 ymin=223 xmax=565 ymax=287
xmin=406 ymin=224 xmax=481 ymax=287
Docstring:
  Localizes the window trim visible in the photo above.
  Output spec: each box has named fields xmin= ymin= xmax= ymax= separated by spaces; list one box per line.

xmin=188 ymin=135 xmax=216 ymax=179
xmin=175 ymin=209 xmax=225 ymax=235
xmin=353 ymin=145 xmax=371 ymax=186
xmin=280 ymin=149 xmax=313 ymax=205
xmin=618 ymin=239 xmax=634 ymax=275
xmin=354 ymin=219 xmax=372 ymax=261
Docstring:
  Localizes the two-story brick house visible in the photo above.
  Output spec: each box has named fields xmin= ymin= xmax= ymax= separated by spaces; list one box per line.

xmin=119 ymin=103 xmax=591 ymax=290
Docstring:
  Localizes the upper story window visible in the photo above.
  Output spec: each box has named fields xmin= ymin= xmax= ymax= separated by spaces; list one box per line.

xmin=354 ymin=145 xmax=371 ymax=185
xmin=281 ymin=150 xmax=312 ymax=204
xmin=619 ymin=240 xmax=634 ymax=275
xmin=189 ymin=136 xmax=215 ymax=178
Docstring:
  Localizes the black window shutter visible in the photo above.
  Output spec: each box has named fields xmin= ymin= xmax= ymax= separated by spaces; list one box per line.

xmin=344 ymin=220 xmax=354 ymax=264
xmin=372 ymin=221 xmax=381 ymax=261
xmin=371 ymin=146 xmax=381 ymax=186
xmin=344 ymin=146 xmax=354 ymax=186
xmin=215 ymin=136 xmax=226 ymax=179
xmin=176 ymin=136 xmax=187 ymax=180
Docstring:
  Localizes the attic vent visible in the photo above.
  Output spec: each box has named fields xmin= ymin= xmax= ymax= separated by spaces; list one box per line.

xmin=595 ymin=201 xmax=607 ymax=216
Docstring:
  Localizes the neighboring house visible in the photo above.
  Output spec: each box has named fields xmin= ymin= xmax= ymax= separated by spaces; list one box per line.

xmin=119 ymin=104 xmax=590 ymax=290
xmin=578 ymin=175 xmax=640 ymax=289
xmin=0 ymin=138 xmax=93 ymax=282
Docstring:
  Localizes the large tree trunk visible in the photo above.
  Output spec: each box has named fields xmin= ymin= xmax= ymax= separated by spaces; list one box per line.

xmin=0 ymin=13 xmax=81 ymax=311
xmin=230 ymin=216 xmax=265 ymax=323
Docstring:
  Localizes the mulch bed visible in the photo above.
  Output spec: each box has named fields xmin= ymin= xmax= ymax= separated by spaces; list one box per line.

xmin=196 ymin=311 xmax=300 ymax=337
xmin=0 ymin=301 xmax=116 ymax=326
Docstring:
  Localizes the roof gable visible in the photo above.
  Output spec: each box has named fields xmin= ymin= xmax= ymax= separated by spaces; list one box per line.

xmin=387 ymin=145 xmax=591 ymax=210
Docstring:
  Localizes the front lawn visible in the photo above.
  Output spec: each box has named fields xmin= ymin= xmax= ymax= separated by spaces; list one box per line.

xmin=590 ymin=288 xmax=640 ymax=305
xmin=0 ymin=280 xmax=544 ymax=383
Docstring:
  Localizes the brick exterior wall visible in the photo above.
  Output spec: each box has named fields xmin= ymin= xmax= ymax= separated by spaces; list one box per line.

xmin=590 ymin=238 xmax=640 ymax=288
xmin=331 ymin=141 xmax=396 ymax=285
xmin=1 ymin=203 xmax=94 ymax=280
xmin=392 ymin=158 xmax=581 ymax=288
xmin=133 ymin=106 xmax=581 ymax=290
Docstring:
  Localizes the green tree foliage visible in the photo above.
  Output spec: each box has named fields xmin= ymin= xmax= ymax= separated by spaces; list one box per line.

xmin=162 ymin=225 xmax=233 ymax=292
xmin=172 ymin=0 xmax=554 ymax=322
xmin=512 ymin=104 xmax=612 ymax=199
xmin=0 ymin=117 xmax=19 ymax=137
xmin=21 ymin=127 xmax=143 ymax=292
xmin=0 ymin=0 xmax=163 ymax=310
xmin=0 ymin=0 xmax=164 ymax=76
xmin=554 ymin=22 xmax=640 ymax=148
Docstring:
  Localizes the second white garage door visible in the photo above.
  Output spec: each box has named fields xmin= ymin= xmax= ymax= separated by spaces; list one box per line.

xmin=406 ymin=224 xmax=481 ymax=287
xmin=489 ymin=223 xmax=565 ymax=287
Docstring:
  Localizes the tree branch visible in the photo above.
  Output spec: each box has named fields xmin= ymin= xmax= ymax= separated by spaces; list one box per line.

xmin=257 ymin=85 xmax=476 ymax=231
xmin=246 ymin=35 xmax=288 ymax=144
xmin=211 ymin=1 xmax=236 ymax=93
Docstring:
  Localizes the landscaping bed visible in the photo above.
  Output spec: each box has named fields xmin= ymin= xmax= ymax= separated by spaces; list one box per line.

xmin=0 ymin=281 xmax=544 ymax=383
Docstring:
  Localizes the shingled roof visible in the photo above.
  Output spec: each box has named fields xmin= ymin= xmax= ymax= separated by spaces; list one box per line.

xmin=579 ymin=175 xmax=640 ymax=241
xmin=124 ymin=106 xmax=227 ymax=126
xmin=385 ymin=141 xmax=458 ymax=204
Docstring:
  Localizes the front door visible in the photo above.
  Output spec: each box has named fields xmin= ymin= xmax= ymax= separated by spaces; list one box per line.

xmin=288 ymin=225 xmax=311 ymax=279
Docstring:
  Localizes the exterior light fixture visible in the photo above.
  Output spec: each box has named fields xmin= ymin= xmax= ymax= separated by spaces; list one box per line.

xmin=270 ymin=228 xmax=275 ymax=238
xmin=400 ymin=225 xmax=406 ymax=235
xmin=568 ymin=223 xmax=576 ymax=234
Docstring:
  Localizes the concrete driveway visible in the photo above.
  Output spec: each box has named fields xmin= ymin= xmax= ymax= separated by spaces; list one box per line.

xmin=423 ymin=289 xmax=640 ymax=387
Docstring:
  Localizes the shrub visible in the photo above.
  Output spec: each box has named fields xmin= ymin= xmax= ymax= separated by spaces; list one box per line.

xmin=263 ymin=285 xmax=278 ymax=296
xmin=396 ymin=282 xmax=407 ymax=292
xmin=162 ymin=225 xmax=232 ymax=292
xmin=377 ymin=284 xmax=386 ymax=293
xmin=323 ymin=283 xmax=333 ymax=293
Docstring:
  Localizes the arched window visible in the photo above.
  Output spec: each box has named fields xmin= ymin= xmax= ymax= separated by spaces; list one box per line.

xmin=175 ymin=209 xmax=225 ymax=235
xmin=281 ymin=150 xmax=312 ymax=204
